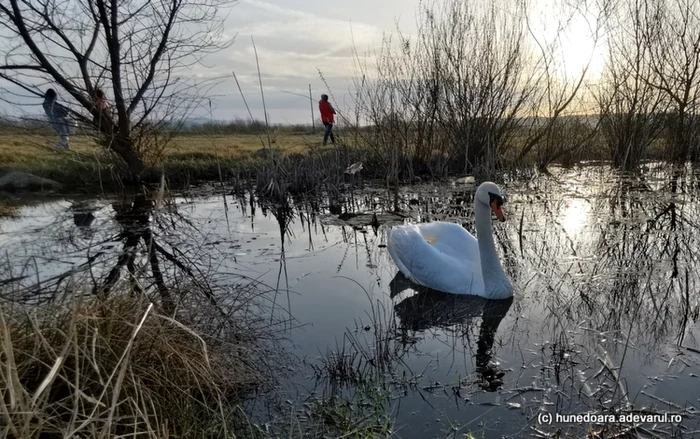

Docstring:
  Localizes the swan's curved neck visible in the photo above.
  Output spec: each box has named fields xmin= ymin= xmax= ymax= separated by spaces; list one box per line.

xmin=474 ymin=201 xmax=512 ymax=299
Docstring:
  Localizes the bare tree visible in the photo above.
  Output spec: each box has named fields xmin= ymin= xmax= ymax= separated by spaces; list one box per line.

xmin=594 ymin=0 xmax=667 ymax=170
xmin=0 ymin=0 xmax=233 ymax=178
xmin=640 ymin=0 xmax=700 ymax=162
xmin=515 ymin=0 xmax=611 ymax=169
xmin=428 ymin=0 xmax=531 ymax=173
xmin=352 ymin=32 xmax=439 ymax=182
xmin=351 ymin=0 xmax=536 ymax=178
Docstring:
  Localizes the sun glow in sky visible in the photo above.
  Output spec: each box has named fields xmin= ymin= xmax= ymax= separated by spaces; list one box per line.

xmin=557 ymin=11 xmax=607 ymax=80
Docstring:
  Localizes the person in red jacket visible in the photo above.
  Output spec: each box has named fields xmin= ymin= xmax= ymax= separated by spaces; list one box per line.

xmin=318 ymin=94 xmax=336 ymax=145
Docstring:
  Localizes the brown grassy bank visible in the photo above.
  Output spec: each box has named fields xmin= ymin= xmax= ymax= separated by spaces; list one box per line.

xmin=0 ymin=132 xmax=322 ymax=189
xmin=0 ymin=291 xmax=277 ymax=438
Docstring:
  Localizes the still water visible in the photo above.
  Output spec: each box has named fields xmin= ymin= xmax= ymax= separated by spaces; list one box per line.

xmin=1 ymin=165 xmax=700 ymax=437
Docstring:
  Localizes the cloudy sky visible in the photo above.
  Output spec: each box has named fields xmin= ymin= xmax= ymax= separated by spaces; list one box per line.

xmin=180 ymin=0 xmax=605 ymax=124
xmin=195 ymin=0 xmax=420 ymax=124
xmin=1 ymin=0 xmax=603 ymax=125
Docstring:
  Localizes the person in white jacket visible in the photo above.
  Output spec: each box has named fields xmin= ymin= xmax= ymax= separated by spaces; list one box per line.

xmin=42 ymin=88 xmax=72 ymax=150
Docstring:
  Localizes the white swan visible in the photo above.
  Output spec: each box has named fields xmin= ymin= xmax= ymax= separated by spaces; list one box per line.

xmin=386 ymin=181 xmax=513 ymax=299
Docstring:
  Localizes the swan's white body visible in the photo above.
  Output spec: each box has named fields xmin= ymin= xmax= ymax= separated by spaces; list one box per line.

xmin=386 ymin=182 xmax=513 ymax=299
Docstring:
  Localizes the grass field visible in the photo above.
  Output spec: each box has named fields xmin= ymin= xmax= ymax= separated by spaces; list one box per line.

xmin=0 ymin=131 xmax=332 ymax=188
xmin=0 ymin=126 xmax=676 ymax=192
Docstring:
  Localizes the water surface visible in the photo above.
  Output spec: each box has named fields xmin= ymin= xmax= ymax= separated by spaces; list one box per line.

xmin=2 ymin=165 xmax=699 ymax=437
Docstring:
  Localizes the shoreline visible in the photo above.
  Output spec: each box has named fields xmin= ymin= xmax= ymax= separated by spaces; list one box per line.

xmin=0 ymin=131 xmax=679 ymax=195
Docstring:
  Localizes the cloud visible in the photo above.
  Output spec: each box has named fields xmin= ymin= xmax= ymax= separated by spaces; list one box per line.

xmin=186 ymin=0 xmax=390 ymax=123
xmin=1 ymin=0 xmax=409 ymax=125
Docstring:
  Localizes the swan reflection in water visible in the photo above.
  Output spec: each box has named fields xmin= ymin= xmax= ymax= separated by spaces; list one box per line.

xmin=389 ymin=272 xmax=514 ymax=392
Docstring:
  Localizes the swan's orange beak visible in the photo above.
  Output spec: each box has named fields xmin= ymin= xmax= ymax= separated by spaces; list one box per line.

xmin=491 ymin=201 xmax=505 ymax=222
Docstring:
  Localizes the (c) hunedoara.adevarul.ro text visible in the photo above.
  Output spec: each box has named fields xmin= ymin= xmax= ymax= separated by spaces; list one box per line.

xmin=537 ymin=412 xmax=683 ymax=425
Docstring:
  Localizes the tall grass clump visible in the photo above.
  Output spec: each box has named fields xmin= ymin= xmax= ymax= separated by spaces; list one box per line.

xmin=254 ymin=146 xmax=364 ymax=202
xmin=0 ymin=290 xmax=273 ymax=438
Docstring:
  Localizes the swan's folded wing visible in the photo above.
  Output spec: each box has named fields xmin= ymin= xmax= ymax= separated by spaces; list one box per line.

xmin=387 ymin=223 xmax=483 ymax=294
xmin=415 ymin=222 xmax=480 ymax=264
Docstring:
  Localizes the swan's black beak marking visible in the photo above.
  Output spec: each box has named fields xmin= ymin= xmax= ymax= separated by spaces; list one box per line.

xmin=488 ymin=192 xmax=506 ymax=222
xmin=488 ymin=192 xmax=504 ymax=207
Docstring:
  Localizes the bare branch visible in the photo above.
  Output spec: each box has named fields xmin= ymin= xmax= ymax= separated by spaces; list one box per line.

xmin=127 ymin=0 xmax=180 ymax=116
xmin=0 ymin=65 xmax=46 ymax=71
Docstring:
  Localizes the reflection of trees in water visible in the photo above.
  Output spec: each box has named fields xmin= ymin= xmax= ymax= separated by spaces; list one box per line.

xmin=260 ymin=197 xmax=296 ymax=324
xmin=259 ymin=182 xmax=520 ymax=368
xmin=3 ymin=188 xmax=238 ymax=319
xmin=576 ymin=166 xmax=700 ymax=348
xmin=0 ymin=186 xmax=288 ymax=428
xmin=6 ymin=170 xmax=696 ymax=430
xmin=1 ymin=199 xmax=119 ymax=300
xmin=493 ymin=166 xmax=700 ymax=433
xmin=309 ymin=273 xmax=514 ymax=433
xmin=247 ymin=171 xmax=699 ymax=435
xmin=506 ymin=166 xmax=700 ymax=353
xmin=390 ymin=273 xmax=514 ymax=392
xmin=255 ymin=188 xmax=520 ymax=401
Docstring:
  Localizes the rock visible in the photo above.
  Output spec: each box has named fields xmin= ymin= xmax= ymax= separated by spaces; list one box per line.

xmin=344 ymin=162 xmax=363 ymax=175
xmin=0 ymin=172 xmax=61 ymax=191
xmin=70 ymin=201 xmax=96 ymax=227
xmin=454 ymin=176 xmax=475 ymax=185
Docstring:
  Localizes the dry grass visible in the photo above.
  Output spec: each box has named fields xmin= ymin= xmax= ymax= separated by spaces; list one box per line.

xmin=0 ymin=132 xmax=325 ymax=188
xmin=162 ymin=133 xmax=312 ymax=159
xmin=0 ymin=132 xmax=317 ymax=163
xmin=0 ymin=293 xmax=266 ymax=438
xmin=0 ymin=134 xmax=108 ymax=186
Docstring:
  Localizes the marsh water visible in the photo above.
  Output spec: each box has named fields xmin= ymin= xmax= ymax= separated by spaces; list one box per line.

xmin=2 ymin=164 xmax=700 ymax=437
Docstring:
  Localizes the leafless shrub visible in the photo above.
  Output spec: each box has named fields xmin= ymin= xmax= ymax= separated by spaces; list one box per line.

xmin=594 ymin=0 xmax=668 ymax=170
xmin=349 ymin=0 xmax=607 ymax=180
xmin=638 ymin=0 xmax=700 ymax=162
